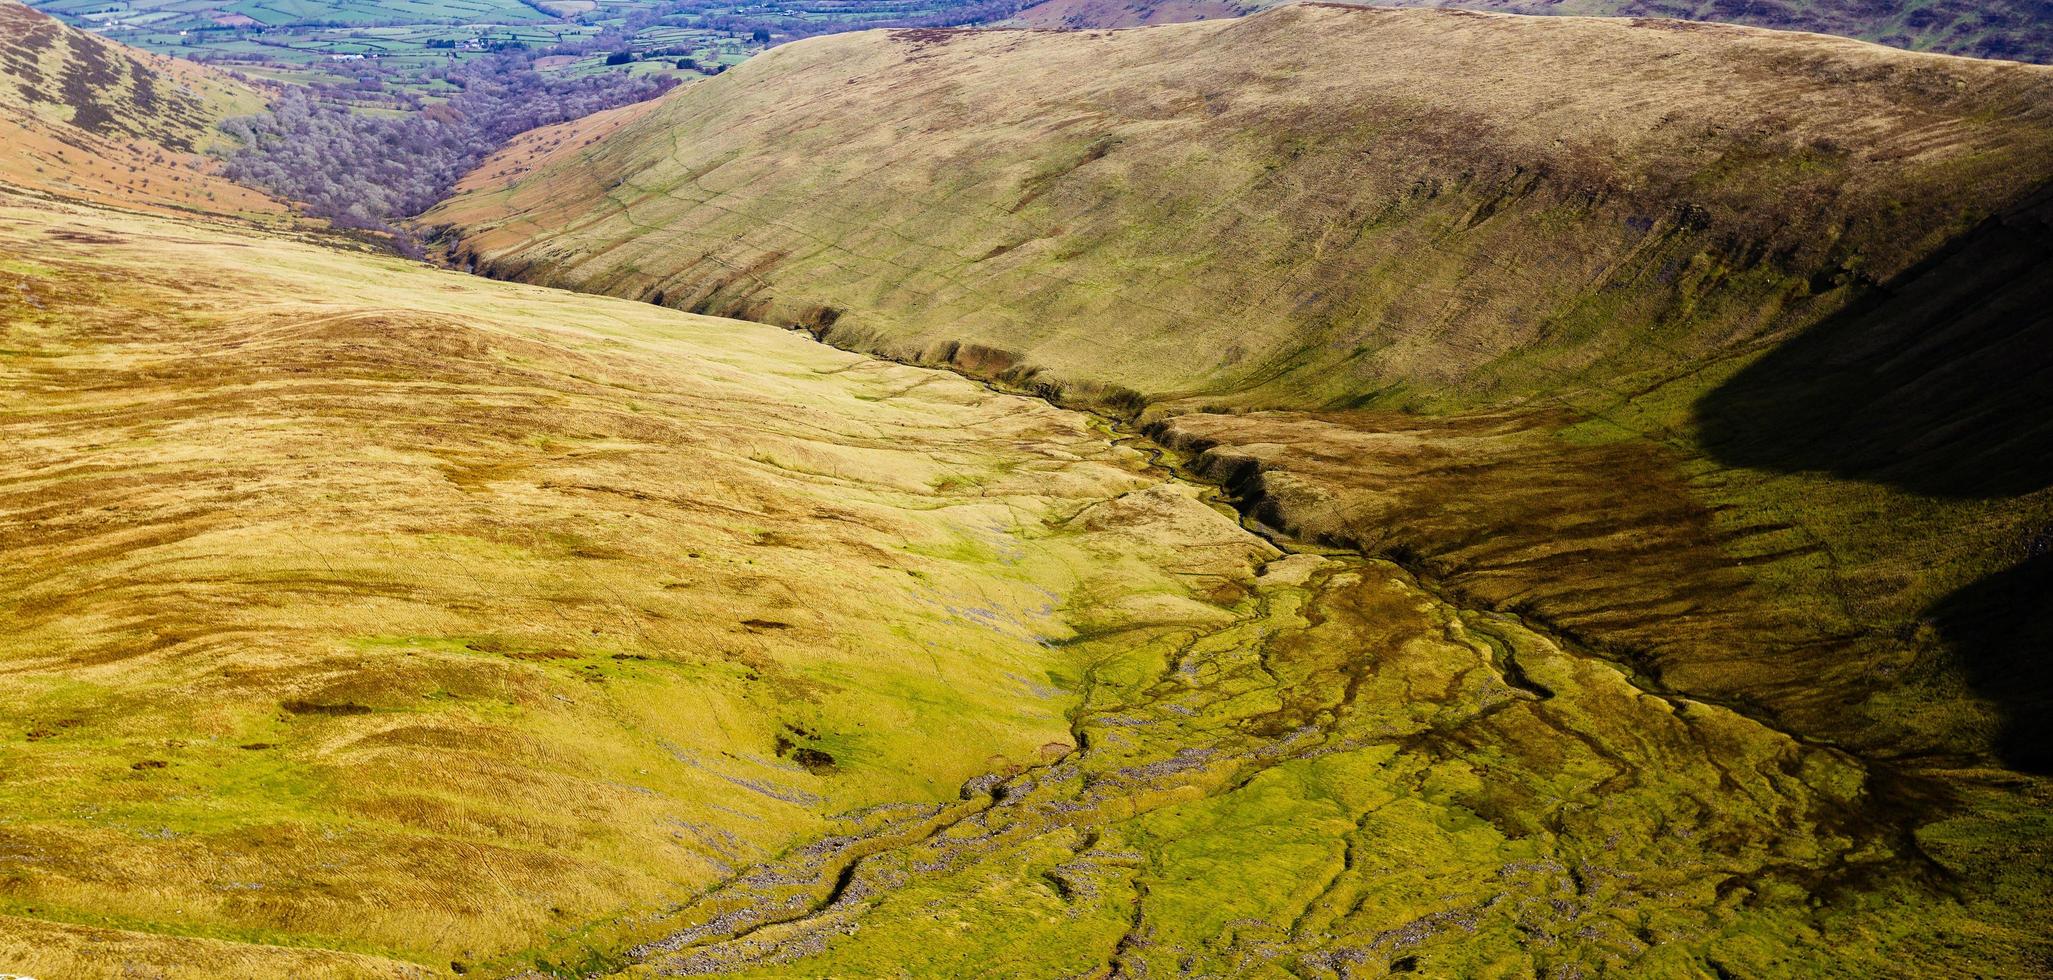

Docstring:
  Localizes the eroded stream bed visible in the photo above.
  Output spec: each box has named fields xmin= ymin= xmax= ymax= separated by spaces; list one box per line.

xmin=612 ymin=550 xmax=1899 ymax=977
xmin=477 ymin=339 xmax=2000 ymax=980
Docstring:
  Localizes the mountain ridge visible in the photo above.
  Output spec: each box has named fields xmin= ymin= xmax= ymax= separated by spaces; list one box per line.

xmin=432 ymin=6 xmax=2053 ymax=421
xmin=1009 ymin=0 xmax=2053 ymax=64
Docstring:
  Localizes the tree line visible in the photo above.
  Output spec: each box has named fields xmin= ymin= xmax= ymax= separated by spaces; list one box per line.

xmin=218 ymin=51 xmax=676 ymax=254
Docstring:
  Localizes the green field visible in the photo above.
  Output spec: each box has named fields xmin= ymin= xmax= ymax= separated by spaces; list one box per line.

xmin=25 ymin=0 xmax=1010 ymax=97
xmin=29 ymin=0 xmax=612 ymax=96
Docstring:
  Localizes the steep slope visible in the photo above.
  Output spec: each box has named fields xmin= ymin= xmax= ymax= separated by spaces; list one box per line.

xmin=0 ymin=187 xmax=1273 ymax=975
xmin=0 ymin=0 xmax=277 ymax=216
xmin=433 ymin=7 xmax=2053 ymax=419
xmin=1009 ymin=0 xmax=2053 ymax=64
xmin=6 ymin=9 xmax=2052 ymax=975
xmin=22 ymin=179 xmax=2053 ymax=977
xmin=431 ymin=5 xmax=2053 ymax=761
xmin=8 ymin=186 xmax=2051 ymax=976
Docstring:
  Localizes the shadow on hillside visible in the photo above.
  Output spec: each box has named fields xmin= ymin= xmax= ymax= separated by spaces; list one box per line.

xmin=1928 ymin=552 xmax=2053 ymax=774
xmin=1695 ymin=181 xmax=2053 ymax=773
xmin=1694 ymin=182 xmax=2053 ymax=500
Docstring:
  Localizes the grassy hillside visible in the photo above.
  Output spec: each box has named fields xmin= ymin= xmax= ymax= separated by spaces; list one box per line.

xmin=1008 ymin=0 xmax=1264 ymax=28
xmin=0 ymin=0 xmax=278 ymax=216
xmin=6 ymin=186 xmax=2050 ymax=977
xmin=1009 ymin=0 xmax=2053 ymax=64
xmin=1446 ymin=0 xmax=2053 ymax=61
xmin=22 ymin=178 xmax=2050 ymax=978
xmin=0 ymin=186 xmax=1287 ymax=975
xmin=431 ymin=5 xmax=2053 ymax=796
xmin=6 ymin=5 xmax=2052 ymax=973
xmin=432 ymin=6 xmax=2053 ymax=418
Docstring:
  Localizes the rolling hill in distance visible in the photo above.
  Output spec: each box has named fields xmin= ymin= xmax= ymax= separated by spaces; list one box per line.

xmin=1009 ymin=0 xmax=2053 ymax=63
xmin=2 ymin=0 xmax=2051 ymax=976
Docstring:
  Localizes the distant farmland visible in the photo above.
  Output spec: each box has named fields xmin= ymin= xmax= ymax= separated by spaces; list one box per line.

xmin=26 ymin=0 xmax=1030 ymax=96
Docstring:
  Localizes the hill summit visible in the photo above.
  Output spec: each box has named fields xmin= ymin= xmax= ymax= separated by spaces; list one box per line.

xmin=1009 ymin=0 xmax=2053 ymax=64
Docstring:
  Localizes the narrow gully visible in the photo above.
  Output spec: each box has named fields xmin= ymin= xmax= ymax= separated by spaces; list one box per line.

xmin=428 ymin=261 xmax=1937 ymax=978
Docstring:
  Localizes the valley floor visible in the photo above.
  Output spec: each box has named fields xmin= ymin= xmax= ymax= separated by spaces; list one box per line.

xmin=1 ymin=191 xmax=2048 ymax=977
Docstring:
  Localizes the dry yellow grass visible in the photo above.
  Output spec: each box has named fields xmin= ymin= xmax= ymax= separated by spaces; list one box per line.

xmin=429 ymin=3 xmax=2053 ymax=768
xmin=0 ymin=188 xmax=1279 ymax=975
xmin=1008 ymin=0 xmax=2053 ymax=63
xmin=0 ymin=0 xmax=279 ymax=218
xmin=421 ymin=13 xmax=2053 ymax=971
xmin=9 ymin=178 xmax=2040 ymax=977
xmin=432 ymin=5 xmax=2053 ymax=416
xmin=7 ymin=5 xmax=2051 ymax=974
xmin=433 ymin=2 xmax=2046 ymax=763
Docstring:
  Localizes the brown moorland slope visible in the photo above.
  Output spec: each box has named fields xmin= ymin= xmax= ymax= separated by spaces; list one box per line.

xmin=432 ymin=7 xmax=2053 ymax=778
xmin=0 ymin=186 xmax=1283 ymax=976
xmin=433 ymin=6 xmax=2053 ymax=419
xmin=0 ymin=0 xmax=277 ymax=216
xmin=1009 ymin=0 xmax=1262 ymax=28
xmin=1009 ymin=0 xmax=2053 ymax=64
xmin=10 ymin=187 xmax=2050 ymax=978
xmin=5 ymin=10 xmax=2051 ymax=974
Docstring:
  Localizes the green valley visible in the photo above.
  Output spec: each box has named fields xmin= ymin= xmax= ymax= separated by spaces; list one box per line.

xmin=429 ymin=8 xmax=2053 ymax=971
xmin=2 ymin=0 xmax=2050 ymax=976
xmin=21 ymin=0 xmax=1026 ymax=95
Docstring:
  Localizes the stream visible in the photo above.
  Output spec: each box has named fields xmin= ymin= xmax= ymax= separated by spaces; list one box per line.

xmin=489 ymin=333 xmax=1914 ymax=978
